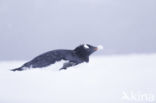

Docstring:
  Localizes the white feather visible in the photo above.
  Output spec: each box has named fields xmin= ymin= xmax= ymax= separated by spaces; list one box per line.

xmin=84 ymin=44 xmax=89 ymax=49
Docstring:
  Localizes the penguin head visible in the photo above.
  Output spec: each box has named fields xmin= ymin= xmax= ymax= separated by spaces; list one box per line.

xmin=74 ymin=44 xmax=103 ymax=57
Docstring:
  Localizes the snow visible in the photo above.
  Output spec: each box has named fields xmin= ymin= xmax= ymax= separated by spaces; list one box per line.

xmin=0 ymin=54 xmax=156 ymax=103
xmin=97 ymin=45 xmax=103 ymax=50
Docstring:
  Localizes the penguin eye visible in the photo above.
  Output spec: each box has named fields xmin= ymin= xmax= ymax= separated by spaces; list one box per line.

xmin=84 ymin=44 xmax=89 ymax=49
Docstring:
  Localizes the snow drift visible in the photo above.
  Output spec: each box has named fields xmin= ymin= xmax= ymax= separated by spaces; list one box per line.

xmin=0 ymin=54 xmax=156 ymax=103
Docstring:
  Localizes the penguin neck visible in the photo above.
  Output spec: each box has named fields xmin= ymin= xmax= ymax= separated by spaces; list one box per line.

xmin=74 ymin=50 xmax=89 ymax=62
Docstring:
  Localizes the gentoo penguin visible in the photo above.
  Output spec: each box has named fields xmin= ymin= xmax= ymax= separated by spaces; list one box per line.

xmin=11 ymin=44 xmax=103 ymax=71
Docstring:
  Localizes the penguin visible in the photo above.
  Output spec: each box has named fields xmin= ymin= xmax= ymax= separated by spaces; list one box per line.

xmin=11 ymin=44 xmax=103 ymax=71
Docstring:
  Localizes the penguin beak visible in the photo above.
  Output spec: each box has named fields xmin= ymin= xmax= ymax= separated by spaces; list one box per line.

xmin=94 ymin=47 xmax=98 ymax=51
xmin=95 ymin=45 xmax=103 ymax=51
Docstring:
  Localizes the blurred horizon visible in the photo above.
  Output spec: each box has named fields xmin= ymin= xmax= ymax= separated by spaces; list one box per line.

xmin=0 ymin=0 xmax=156 ymax=60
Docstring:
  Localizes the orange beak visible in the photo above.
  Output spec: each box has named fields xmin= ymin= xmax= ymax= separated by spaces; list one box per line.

xmin=94 ymin=47 xmax=98 ymax=51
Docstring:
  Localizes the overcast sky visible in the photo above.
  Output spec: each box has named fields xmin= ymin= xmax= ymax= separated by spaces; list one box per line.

xmin=0 ymin=0 xmax=156 ymax=60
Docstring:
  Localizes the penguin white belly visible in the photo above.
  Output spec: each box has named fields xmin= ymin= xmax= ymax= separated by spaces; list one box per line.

xmin=44 ymin=60 xmax=69 ymax=71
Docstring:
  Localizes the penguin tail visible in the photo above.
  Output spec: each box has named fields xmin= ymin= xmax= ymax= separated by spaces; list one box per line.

xmin=11 ymin=67 xmax=23 ymax=71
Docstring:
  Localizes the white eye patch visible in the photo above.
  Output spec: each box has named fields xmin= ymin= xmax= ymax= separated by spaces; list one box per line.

xmin=84 ymin=44 xmax=89 ymax=49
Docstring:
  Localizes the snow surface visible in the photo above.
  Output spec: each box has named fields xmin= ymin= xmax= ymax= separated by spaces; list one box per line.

xmin=0 ymin=54 xmax=156 ymax=103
